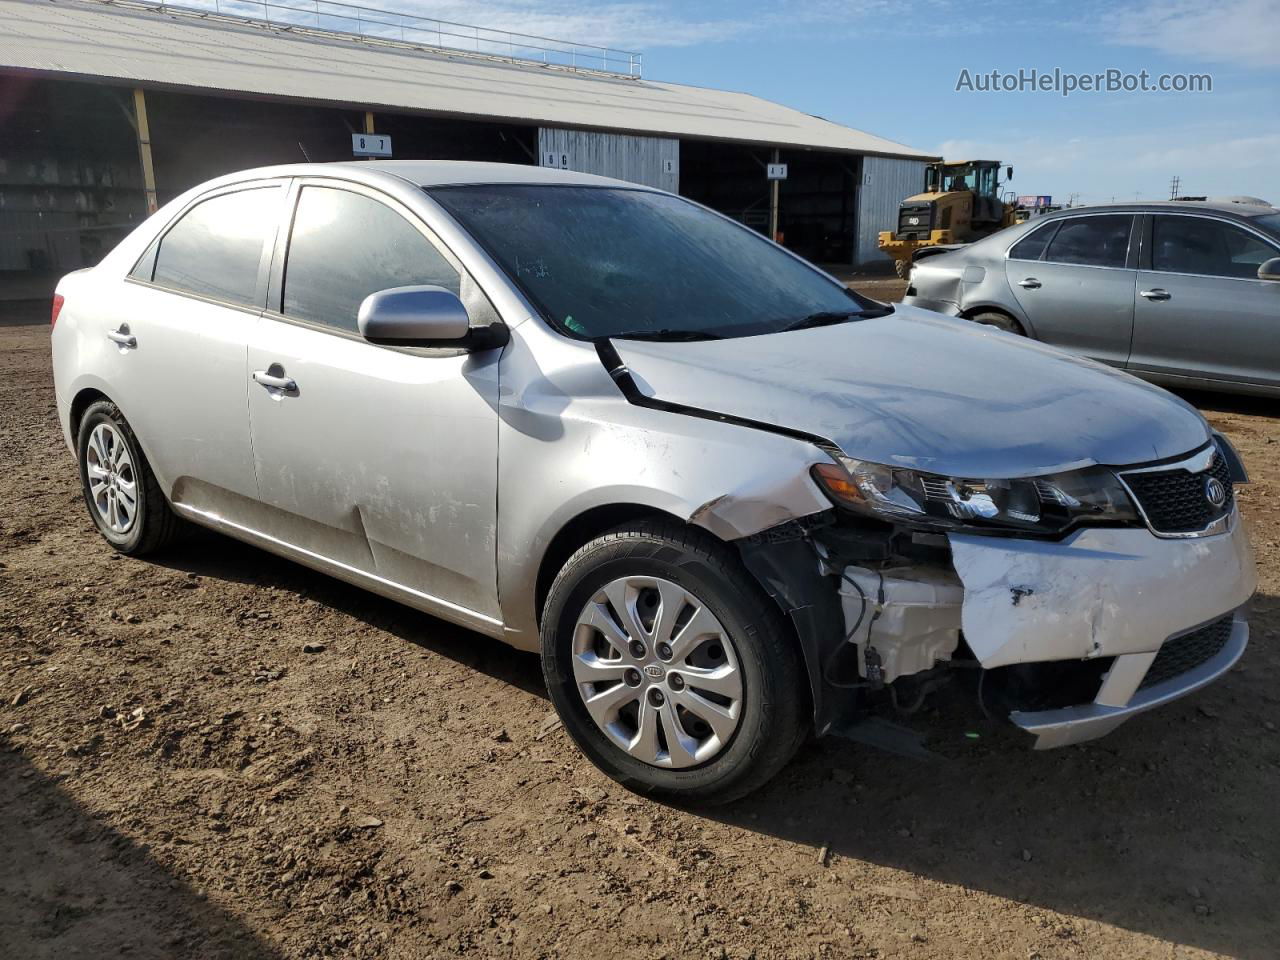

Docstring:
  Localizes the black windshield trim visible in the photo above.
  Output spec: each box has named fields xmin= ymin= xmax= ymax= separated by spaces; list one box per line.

xmin=594 ymin=339 xmax=836 ymax=448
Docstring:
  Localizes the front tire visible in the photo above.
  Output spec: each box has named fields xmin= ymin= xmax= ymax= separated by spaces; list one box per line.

xmin=541 ymin=520 xmax=808 ymax=805
xmin=77 ymin=400 xmax=182 ymax=555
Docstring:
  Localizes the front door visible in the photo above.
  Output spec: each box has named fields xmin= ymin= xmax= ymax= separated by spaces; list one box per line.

xmin=246 ymin=181 xmax=502 ymax=628
xmin=1005 ymin=213 xmax=1138 ymax=367
xmin=1130 ymin=213 xmax=1280 ymax=390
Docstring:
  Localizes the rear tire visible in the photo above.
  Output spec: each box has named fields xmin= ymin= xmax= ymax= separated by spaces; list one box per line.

xmin=970 ymin=310 xmax=1025 ymax=335
xmin=77 ymin=400 xmax=182 ymax=556
xmin=541 ymin=520 xmax=809 ymax=806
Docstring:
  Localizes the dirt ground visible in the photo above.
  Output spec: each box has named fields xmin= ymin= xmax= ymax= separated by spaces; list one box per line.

xmin=2 ymin=310 xmax=1278 ymax=960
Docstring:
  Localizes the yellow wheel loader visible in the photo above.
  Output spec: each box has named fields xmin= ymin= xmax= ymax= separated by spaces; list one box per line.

xmin=879 ymin=160 xmax=1018 ymax=279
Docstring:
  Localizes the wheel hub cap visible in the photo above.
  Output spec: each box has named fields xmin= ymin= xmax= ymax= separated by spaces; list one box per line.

xmin=571 ymin=576 xmax=744 ymax=769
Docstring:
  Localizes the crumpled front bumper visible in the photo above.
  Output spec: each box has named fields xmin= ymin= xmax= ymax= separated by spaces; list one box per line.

xmin=1010 ymin=612 xmax=1248 ymax=749
xmin=949 ymin=507 xmax=1256 ymax=748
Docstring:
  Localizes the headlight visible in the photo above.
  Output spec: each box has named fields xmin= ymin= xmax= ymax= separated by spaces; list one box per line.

xmin=812 ymin=455 xmax=1139 ymax=535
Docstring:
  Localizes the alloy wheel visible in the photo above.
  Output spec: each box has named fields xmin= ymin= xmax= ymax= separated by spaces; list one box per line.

xmin=85 ymin=422 xmax=137 ymax=534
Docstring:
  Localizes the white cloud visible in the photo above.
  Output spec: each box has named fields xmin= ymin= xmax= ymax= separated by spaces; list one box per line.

xmin=1104 ymin=0 xmax=1280 ymax=69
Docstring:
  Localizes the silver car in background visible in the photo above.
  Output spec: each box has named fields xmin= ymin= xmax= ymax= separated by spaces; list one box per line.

xmin=904 ymin=201 xmax=1280 ymax=396
xmin=52 ymin=163 xmax=1256 ymax=804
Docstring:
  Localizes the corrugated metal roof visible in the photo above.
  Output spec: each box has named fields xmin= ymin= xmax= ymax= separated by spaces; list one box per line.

xmin=0 ymin=0 xmax=936 ymax=159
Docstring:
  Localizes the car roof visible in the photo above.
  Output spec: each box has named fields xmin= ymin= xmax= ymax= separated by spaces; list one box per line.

xmin=357 ymin=160 xmax=640 ymax=189
xmin=204 ymin=160 xmax=646 ymax=192
xmin=1042 ymin=200 xmax=1278 ymax=220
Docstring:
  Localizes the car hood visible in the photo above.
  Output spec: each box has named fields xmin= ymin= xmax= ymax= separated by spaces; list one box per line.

xmin=611 ymin=305 xmax=1210 ymax=478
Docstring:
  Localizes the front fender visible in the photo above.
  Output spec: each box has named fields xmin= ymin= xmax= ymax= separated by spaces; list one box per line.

xmin=495 ymin=320 xmax=833 ymax=646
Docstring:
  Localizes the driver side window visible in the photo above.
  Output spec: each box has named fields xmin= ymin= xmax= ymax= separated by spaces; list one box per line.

xmin=282 ymin=186 xmax=461 ymax=333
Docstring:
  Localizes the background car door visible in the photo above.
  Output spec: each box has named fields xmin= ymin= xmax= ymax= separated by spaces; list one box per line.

xmin=246 ymin=181 xmax=502 ymax=626
xmin=108 ymin=182 xmax=284 ymax=513
xmin=1130 ymin=214 xmax=1280 ymax=390
xmin=1005 ymin=213 xmax=1137 ymax=367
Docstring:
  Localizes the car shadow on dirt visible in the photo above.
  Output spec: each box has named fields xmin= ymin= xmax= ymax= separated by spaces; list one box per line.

xmin=713 ymin=595 xmax=1279 ymax=960
xmin=0 ymin=744 xmax=283 ymax=960
xmin=152 ymin=530 xmax=1276 ymax=959
xmin=153 ymin=528 xmax=548 ymax=701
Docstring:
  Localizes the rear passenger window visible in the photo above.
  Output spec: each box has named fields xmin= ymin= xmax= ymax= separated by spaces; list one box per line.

xmin=151 ymin=187 xmax=281 ymax=306
xmin=1044 ymin=215 xmax=1133 ymax=268
xmin=1152 ymin=216 xmax=1279 ymax=279
xmin=282 ymin=186 xmax=460 ymax=333
xmin=1008 ymin=222 xmax=1056 ymax=261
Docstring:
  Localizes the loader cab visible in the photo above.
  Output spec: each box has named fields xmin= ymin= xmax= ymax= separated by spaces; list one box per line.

xmin=924 ymin=160 xmax=1007 ymax=225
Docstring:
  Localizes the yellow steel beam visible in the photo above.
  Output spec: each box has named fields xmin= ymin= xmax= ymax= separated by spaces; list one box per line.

xmin=132 ymin=88 xmax=158 ymax=215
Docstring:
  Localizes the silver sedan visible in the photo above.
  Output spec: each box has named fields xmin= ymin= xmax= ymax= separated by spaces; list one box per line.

xmin=904 ymin=201 xmax=1280 ymax=397
xmin=52 ymin=163 xmax=1256 ymax=803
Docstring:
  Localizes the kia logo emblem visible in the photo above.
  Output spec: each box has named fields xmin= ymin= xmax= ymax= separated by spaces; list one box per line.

xmin=1204 ymin=476 xmax=1227 ymax=509
xmin=643 ymin=664 xmax=665 ymax=680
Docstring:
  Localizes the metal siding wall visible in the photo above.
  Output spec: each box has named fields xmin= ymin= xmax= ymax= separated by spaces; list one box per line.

xmin=855 ymin=156 xmax=928 ymax=266
xmin=537 ymin=128 xmax=678 ymax=192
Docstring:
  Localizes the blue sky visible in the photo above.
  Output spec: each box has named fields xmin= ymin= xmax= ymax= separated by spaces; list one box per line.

xmin=401 ymin=0 xmax=1279 ymax=206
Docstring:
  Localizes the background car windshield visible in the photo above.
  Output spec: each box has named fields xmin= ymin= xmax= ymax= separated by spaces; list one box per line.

xmin=1252 ymin=212 xmax=1280 ymax=241
xmin=429 ymin=185 xmax=870 ymax=339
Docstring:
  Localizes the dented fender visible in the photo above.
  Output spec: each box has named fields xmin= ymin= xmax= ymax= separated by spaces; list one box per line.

xmin=949 ymin=511 xmax=1257 ymax=668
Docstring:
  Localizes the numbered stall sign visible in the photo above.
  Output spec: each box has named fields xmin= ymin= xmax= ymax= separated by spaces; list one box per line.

xmin=352 ymin=134 xmax=393 ymax=158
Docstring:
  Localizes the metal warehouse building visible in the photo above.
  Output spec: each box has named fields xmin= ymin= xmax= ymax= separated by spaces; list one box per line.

xmin=0 ymin=0 xmax=935 ymax=312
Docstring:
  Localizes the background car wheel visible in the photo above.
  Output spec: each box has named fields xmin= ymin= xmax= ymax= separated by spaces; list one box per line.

xmin=540 ymin=519 xmax=809 ymax=805
xmin=77 ymin=400 xmax=182 ymax=556
xmin=970 ymin=310 xmax=1025 ymax=335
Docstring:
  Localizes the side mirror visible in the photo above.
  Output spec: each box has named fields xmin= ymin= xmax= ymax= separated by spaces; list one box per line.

xmin=1006 ymin=166 xmax=1014 ymax=180
xmin=357 ymin=285 xmax=507 ymax=349
xmin=1258 ymin=257 xmax=1280 ymax=281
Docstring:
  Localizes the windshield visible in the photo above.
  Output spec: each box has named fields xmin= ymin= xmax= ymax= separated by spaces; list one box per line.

xmin=1253 ymin=212 xmax=1280 ymax=241
xmin=429 ymin=185 xmax=876 ymax=340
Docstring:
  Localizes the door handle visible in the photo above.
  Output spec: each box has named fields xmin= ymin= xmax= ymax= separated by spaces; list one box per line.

xmin=1140 ymin=288 xmax=1171 ymax=301
xmin=252 ymin=369 xmax=297 ymax=392
xmin=106 ymin=326 xmax=137 ymax=348
xmin=1017 ymin=278 xmax=1041 ymax=289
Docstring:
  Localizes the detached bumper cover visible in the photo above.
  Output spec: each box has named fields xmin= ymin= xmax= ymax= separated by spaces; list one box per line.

xmin=1011 ymin=614 xmax=1247 ymax=749
xmin=949 ymin=510 xmax=1255 ymax=668
xmin=949 ymin=509 xmax=1256 ymax=748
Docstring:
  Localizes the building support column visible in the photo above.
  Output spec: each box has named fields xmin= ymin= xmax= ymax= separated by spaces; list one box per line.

xmin=363 ymin=110 xmax=375 ymax=160
xmin=132 ymin=88 xmax=158 ymax=215
xmin=768 ymin=147 xmax=780 ymax=243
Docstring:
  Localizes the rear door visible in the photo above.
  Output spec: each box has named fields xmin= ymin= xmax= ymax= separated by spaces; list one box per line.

xmin=1130 ymin=213 xmax=1280 ymax=389
xmin=1005 ymin=213 xmax=1138 ymax=367
xmin=245 ymin=180 xmax=503 ymax=628
xmin=111 ymin=181 xmax=286 ymax=513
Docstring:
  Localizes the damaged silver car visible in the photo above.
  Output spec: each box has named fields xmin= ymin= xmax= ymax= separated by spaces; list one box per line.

xmin=52 ymin=162 xmax=1257 ymax=804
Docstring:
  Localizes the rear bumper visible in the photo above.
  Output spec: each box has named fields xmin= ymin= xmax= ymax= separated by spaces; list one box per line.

xmin=1011 ymin=613 xmax=1248 ymax=749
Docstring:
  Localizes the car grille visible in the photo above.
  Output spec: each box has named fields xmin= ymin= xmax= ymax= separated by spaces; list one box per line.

xmin=1139 ymin=614 xmax=1234 ymax=690
xmin=1121 ymin=453 xmax=1233 ymax=534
